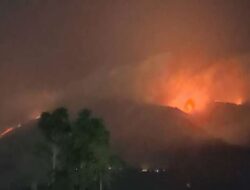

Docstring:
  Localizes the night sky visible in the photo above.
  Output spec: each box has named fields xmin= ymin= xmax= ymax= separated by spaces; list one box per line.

xmin=1 ymin=0 xmax=250 ymax=136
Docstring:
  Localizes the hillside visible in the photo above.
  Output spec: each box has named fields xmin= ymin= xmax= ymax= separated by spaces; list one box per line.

xmin=1 ymin=100 xmax=250 ymax=189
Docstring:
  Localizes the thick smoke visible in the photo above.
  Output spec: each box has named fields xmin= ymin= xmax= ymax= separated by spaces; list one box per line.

xmin=1 ymin=0 xmax=250 ymax=146
xmin=134 ymin=52 xmax=248 ymax=111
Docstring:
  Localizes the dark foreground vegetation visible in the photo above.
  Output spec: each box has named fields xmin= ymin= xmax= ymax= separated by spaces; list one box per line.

xmin=1 ymin=105 xmax=250 ymax=190
xmin=0 ymin=107 xmax=122 ymax=190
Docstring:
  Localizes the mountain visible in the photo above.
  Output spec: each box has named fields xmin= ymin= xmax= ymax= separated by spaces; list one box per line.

xmin=87 ymin=99 xmax=209 ymax=166
xmin=193 ymin=102 xmax=250 ymax=145
xmin=0 ymin=120 xmax=49 ymax=190
xmin=1 ymin=99 xmax=250 ymax=189
xmin=112 ymin=140 xmax=250 ymax=190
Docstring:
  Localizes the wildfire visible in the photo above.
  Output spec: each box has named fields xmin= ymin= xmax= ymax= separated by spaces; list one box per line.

xmin=0 ymin=111 xmax=42 ymax=139
xmin=184 ymin=99 xmax=196 ymax=113
xmin=141 ymin=52 xmax=246 ymax=113
xmin=0 ymin=127 xmax=14 ymax=138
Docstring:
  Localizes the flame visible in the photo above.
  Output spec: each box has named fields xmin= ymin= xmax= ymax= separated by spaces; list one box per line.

xmin=235 ymin=98 xmax=243 ymax=105
xmin=0 ymin=127 xmax=14 ymax=138
xmin=184 ymin=99 xmax=196 ymax=113
xmin=141 ymin=52 xmax=245 ymax=113
xmin=165 ymin=69 xmax=210 ymax=113
xmin=0 ymin=110 xmax=42 ymax=139
xmin=29 ymin=110 xmax=42 ymax=120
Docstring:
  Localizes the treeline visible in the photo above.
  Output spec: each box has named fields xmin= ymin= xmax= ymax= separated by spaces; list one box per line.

xmin=34 ymin=107 xmax=122 ymax=190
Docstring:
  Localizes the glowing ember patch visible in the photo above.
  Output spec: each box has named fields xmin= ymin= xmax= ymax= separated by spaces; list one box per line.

xmin=35 ymin=115 xmax=41 ymax=120
xmin=0 ymin=127 xmax=14 ymax=138
xmin=235 ymin=98 xmax=243 ymax=105
xmin=184 ymin=99 xmax=195 ymax=113
xmin=142 ymin=53 xmax=246 ymax=113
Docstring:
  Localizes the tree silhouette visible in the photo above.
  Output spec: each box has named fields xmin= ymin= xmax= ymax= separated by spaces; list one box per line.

xmin=38 ymin=108 xmax=120 ymax=190
xmin=66 ymin=109 xmax=112 ymax=190
xmin=38 ymin=107 xmax=71 ymax=189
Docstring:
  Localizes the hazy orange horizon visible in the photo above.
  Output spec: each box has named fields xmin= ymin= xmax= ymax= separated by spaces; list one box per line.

xmin=139 ymin=52 xmax=246 ymax=113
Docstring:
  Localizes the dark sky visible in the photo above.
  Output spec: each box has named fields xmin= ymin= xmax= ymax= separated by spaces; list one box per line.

xmin=0 ymin=0 xmax=250 ymax=127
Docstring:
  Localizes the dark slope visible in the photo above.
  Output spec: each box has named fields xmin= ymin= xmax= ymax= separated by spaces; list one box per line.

xmin=0 ymin=121 xmax=49 ymax=189
xmin=87 ymin=99 xmax=208 ymax=166
xmin=1 ymin=100 xmax=250 ymax=189
xmin=112 ymin=142 xmax=250 ymax=190
xmin=194 ymin=102 xmax=250 ymax=145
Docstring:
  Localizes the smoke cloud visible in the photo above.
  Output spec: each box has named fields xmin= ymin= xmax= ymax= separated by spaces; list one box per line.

xmin=1 ymin=0 xmax=250 ymax=146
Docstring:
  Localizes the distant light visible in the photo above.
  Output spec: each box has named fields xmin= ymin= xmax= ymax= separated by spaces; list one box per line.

xmin=186 ymin=182 xmax=191 ymax=189
xmin=154 ymin=169 xmax=160 ymax=173
xmin=141 ymin=168 xmax=148 ymax=172
xmin=108 ymin=166 xmax=112 ymax=170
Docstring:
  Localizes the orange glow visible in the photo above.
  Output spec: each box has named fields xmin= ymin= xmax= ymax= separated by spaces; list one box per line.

xmin=141 ymin=52 xmax=245 ymax=113
xmin=0 ymin=127 xmax=14 ymax=138
xmin=29 ymin=110 xmax=42 ymax=120
xmin=165 ymin=69 xmax=210 ymax=113
xmin=235 ymin=98 xmax=243 ymax=105
xmin=184 ymin=99 xmax=196 ymax=113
